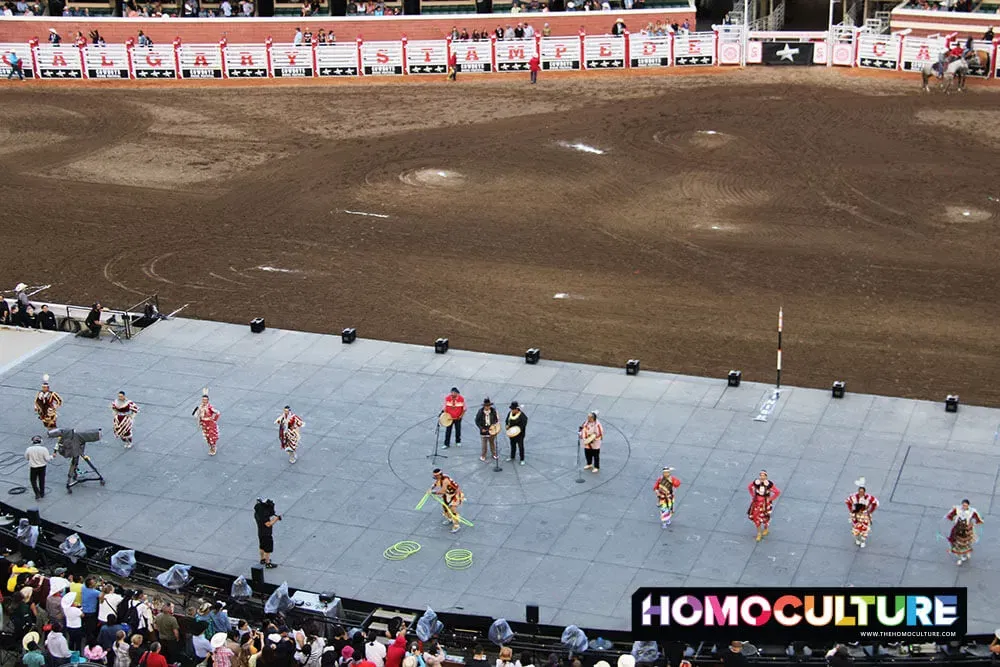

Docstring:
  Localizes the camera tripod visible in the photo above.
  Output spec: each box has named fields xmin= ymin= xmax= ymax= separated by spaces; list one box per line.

xmin=65 ymin=454 xmax=106 ymax=494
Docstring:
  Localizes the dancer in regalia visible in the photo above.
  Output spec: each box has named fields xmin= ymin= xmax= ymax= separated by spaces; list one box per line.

xmin=430 ymin=468 xmax=465 ymax=534
xmin=110 ymin=391 xmax=140 ymax=449
xmin=34 ymin=375 xmax=63 ymax=429
xmin=945 ymin=499 xmax=984 ymax=565
xmin=193 ymin=389 xmax=221 ymax=456
xmin=275 ymin=406 xmax=304 ymax=464
xmin=844 ymin=477 xmax=878 ymax=547
xmin=747 ymin=470 xmax=781 ymax=541
xmin=653 ymin=467 xmax=681 ymax=528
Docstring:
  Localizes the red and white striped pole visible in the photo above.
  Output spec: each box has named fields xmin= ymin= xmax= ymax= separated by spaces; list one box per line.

xmin=776 ymin=307 xmax=783 ymax=389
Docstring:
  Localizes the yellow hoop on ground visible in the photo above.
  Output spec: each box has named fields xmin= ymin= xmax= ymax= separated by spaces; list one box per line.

xmin=384 ymin=541 xmax=422 ymax=561
xmin=445 ymin=549 xmax=473 ymax=570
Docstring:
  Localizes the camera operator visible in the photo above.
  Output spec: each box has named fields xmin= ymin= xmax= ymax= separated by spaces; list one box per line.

xmin=254 ymin=499 xmax=281 ymax=569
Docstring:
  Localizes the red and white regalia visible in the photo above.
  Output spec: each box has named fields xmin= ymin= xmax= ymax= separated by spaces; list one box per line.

xmin=850 ymin=510 xmax=872 ymax=545
xmin=747 ymin=478 xmax=781 ymax=529
xmin=35 ymin=377 xmax=63 ymax=430
xmin=111 ymin=397 xmax=140 ymax=447
xmin=275 ymin=411 xmax=304 ymax=454
xmin=945 ymin=504 xmax=983 ymax=564
xmin=195 ymin=393 xmax=221 ymax=454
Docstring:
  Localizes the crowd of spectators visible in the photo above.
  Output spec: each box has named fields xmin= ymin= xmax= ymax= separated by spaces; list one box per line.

xmin=3 ymin=559 xmax=650 ymax=667
xmin=0 ymin=298 xmax=58 ymax=331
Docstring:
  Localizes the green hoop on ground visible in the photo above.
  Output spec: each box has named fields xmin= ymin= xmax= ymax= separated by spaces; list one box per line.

xmin=445 ymin=549 xmax=473 ymax=570
xmin=384 ymin=541 xmax=422 ymax=561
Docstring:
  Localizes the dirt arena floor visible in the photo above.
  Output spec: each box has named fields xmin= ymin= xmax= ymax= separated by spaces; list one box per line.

xmin=2 ymin=68 xmax=1000 ymax=405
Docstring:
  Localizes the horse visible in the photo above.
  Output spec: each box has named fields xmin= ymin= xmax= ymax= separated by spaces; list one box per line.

xmin=943 ymin=56 xmax=969 ymax=93
xmin=920 ymin=58 xmax=945 ymax=92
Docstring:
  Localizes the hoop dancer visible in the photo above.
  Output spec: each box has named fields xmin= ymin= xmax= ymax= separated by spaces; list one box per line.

xmin=275 ymin=406 xmax=304 ymax=464
xmin=653 ymin=467 xmax=681 ymax=528
xmin=111 ymin=391 xmax=140 ymax=449
xmin=430 ymin=469 xmax=465 ymax=534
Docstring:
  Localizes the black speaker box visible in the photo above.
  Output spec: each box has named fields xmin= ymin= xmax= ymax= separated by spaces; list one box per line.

xmin=526 ymin=603 xmax=539 ymax=624
xmin=250 ymin=317 xmax=265 ymax=333
xmin=250 ymin=565 xmax=264 ymax=586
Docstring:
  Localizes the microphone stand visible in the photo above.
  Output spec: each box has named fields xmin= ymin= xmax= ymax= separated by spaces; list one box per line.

xmin=427 ymin=416 xmax=447 ymax=461
xmin=493 ymin=428 xmax=502 ymax=472
xmin=575 ymin=434 xmax=585 ymax=484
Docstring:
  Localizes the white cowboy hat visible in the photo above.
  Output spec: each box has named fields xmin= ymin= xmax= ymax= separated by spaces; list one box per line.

xmin=47 ymin=28 xmax=56 ymax=33
xmin=15 ymin=282 xmax=27 ymax=291
xmin=211 ymin=633 xmax=228 ymax=649
xmin=854 ymin=477 xmax=866 ymax=487
xmin=22 ymin=631 xmax=40 ymax=651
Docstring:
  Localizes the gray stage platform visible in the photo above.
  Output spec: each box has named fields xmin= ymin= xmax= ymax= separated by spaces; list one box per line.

xmin=0 ymin=320 xmax=997 ymax=633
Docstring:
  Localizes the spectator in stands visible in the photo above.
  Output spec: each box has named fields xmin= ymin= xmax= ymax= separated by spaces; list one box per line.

xmin=293 ymin=27 xmax=303 ymax=45
xmin=496 ymin=647 xmax=520 ymax=667
xmin=48 ymin=27 xmax=61 ymax=44
xmin=142 ymin=643 xmax=169 ymax=667
xmin=85 ymin=637 xmax=109 ymax=664
xmin=514 ymin=22 xmax=525 ymax=37
xmin=364 ymin=631 xmax=385 ymax=667
xmin=304 ymin=29 xmax=313 ymax=43
xmin=99 ymin=586 xmax=123 ymax=627
xmin=23 ymin=640 xmax=46 ymax=667
xmin=384 ymin=637 xmax=406 ymax=667
xmin=422 ymin=641 xmax=445 ymax=667
xmin=611 ymin=17 xmax=625 ymax=35
xmin=520 ymin=653 xmax=535 ymax=667
xmin=983 ymin=26 xmax=994 ymax=40
xmin=524 ymin=22 xmax=535 ymax=37
xmin=722 ymin=642 xmax=749 ymax=667
xmin=681 ymin=18 xmax=691 ymax=32
xmin=23 ymin=304 xmax=38 ymax=328
xmin=64 ymin=592 xmax=85 ymax=651
xmin=47 ymin=624 xmax=72 ymax=666
xmin=0 ymin=298 xmax=9 ymax=323
xmin=241 ymin=0 xmax=253 ymax=15
xmin=113 ymin=632 xmax=130 ymax=667
xmin=99 ymin=615 xmax=125 ymax=651
xmin=137 ymin=31 xmax=152 ymax=47
xmin=471 ymin=29 xmax=481 ymax=40
xmin=542 ymin=22 xmax=551 ymax=35
xmin=128 ymin=634 xmax=146 ymax=667
xmin=154 ymin=603 xmax=180 ymax=661
xmin=543 ymin=654 xmax=560 ymax=667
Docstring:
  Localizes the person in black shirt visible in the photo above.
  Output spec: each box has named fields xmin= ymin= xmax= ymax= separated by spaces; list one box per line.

xmin=505 ymin=402 xmax=528 ymax=464
xmin=0 ymin=298 xmax=9 ymax=325
xmin=78 ymin=303 xmax=103 ymax=338
xmin=24 ymin=305 xmax=39 ymax=329
xmin=254 ymin=498 xmax=281 ymax=568
xmin=38 ymin=305 xmax=57 ymax=331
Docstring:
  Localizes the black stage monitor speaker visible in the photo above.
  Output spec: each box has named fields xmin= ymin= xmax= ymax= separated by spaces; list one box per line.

xmin=525 ymin=348 xmax=540 ymax=365
xmin=250 ymin=318 xmax=265 ymax=334
xmin=435 ymin=338 xmax=449 ymax=354
xmin=250 ymin=565 xmax=264 ymax=586
xmin=342 ymin=328 xmax=357 ymax=344
xmin=626 ymin=359 xmax=640 ymax=376
xmin=728 ymin=370 xmax=741 ymax=387
xmin=526 ymin=604 xmax=539 ymax=624
xmin=945 ymin=394 xmax=959 ymax=413
xmin=832 ymin=381 xmax=846 ymax=398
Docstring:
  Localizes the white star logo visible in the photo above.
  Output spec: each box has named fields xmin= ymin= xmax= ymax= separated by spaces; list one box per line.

xmin=775 ymin=44 xmax=799 ymax=61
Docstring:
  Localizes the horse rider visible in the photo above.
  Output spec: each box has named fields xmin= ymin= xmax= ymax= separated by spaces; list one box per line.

xmin=962 ymin=36 xmax=974 ymax=59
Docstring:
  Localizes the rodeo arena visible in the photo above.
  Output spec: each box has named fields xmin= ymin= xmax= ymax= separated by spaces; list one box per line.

xmin=3 ymin=0 xmax=1000 ymax=661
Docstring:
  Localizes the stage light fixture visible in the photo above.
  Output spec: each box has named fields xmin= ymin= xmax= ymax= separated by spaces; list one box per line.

xmin=945 ymin=394 xmax=959 ymax=413
xmin=525 ymin=348 xmax=540 ymax=364
xmin=832 ymin=381 xmax=846 ymax=399
xmin=250 ymin=317 xmax=265 ymax=333
xmin=435 ymin=338 xmax=449 ymax=354
xmin=728 ymin=370 xmax=742 ymax=387
xmin=341 ymin=328 xmax=357 ymax=344
xmin=626 ymin=359 xmax=640 ymax=376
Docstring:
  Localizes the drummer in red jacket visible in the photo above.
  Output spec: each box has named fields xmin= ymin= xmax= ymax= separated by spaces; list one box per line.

xmin=442 ymin=387 xmax=465 ymax=448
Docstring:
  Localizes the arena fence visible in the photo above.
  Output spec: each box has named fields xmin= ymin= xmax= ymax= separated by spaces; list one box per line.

xmin=0 ymin=27 xmax=998 ymax=79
